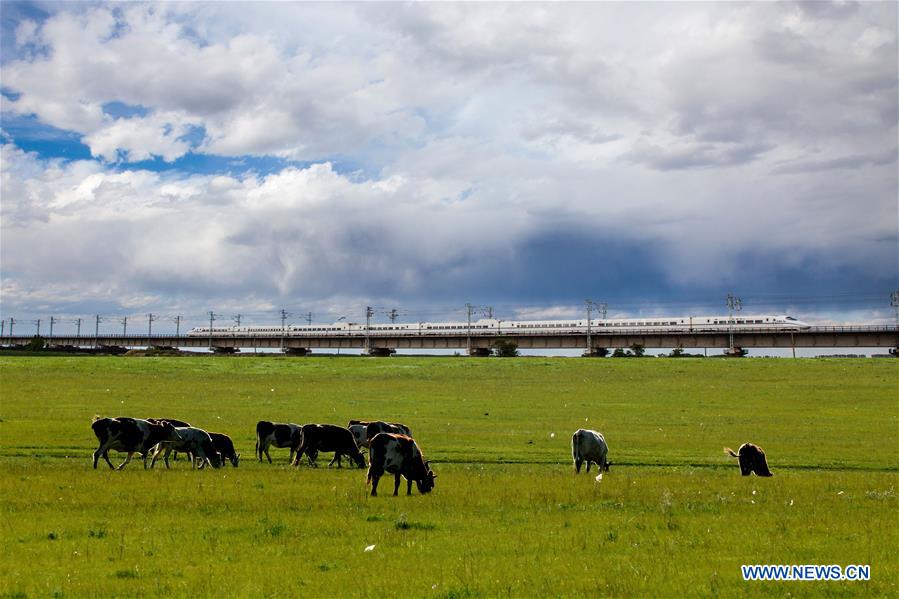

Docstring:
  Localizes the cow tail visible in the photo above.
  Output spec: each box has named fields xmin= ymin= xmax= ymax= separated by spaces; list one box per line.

xmin=723 ymin=447 xmax=738 ymax=458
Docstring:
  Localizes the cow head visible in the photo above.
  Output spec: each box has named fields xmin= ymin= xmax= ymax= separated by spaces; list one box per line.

xmin=230 ymin=452 xmax=240 ymax=467
xmin=352 ymin=451 xmax=366 ymax=469
xmin=202 ymin=440 xmax=222 ymax=469
xmin=415 ymin=461 xmax=437 ymax=494
xmin=157 ymin=421 xmax=179 ymax=441
xmin=604 ymin=461 xmax=612 ymax=472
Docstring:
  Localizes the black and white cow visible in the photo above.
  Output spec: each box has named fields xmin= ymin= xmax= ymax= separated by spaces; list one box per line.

xmin=255 ymin=421 xmax=303 ymax=463
xmin=367 ymin=433 xmax=436 ymax=497
xmin=724 ymin=443 xmax=773 ymax=477
xmin=292 ymin=424 xmax=366 ymax=468
xmin=91 ymin=417 xmax=179 ymax=470
xmin=572 ymin=429 xmax=611 ymax=479
xmin=151 ymin=426 xmax=222 ymax=469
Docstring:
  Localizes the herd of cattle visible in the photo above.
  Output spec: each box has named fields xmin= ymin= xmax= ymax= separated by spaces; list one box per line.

xmin=91 ymin=417 xmax=437 ymax=495
xmin=90 ymin=416 xmax=772 ymax=495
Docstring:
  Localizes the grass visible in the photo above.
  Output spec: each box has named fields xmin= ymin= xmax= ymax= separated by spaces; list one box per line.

xmin=0 ymin=356 xmax=896 ymax=597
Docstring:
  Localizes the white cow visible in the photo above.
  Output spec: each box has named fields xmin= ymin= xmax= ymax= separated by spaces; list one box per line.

xmin=572 ymin=429 xmax=610 ymax=479
xmin=151 ymin=427 xmax=222 ymax=469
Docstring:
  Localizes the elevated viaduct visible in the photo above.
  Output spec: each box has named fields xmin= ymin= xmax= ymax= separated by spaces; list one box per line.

xmin=3 ymin=325 xmax=896 ymax=356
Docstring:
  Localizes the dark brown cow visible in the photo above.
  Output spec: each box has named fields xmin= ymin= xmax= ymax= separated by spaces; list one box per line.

xmin=724 ymin=443 xmax=773 ymax=476
xmin=256 ymin=421 xmax=303 ymax=463
xmin=91 ymin=417 xmax=178 ymax=469
xmin=367 ymin=433 xmax=436 ymax=496
xmin=292 ymin=424 xmax=366 ymax=468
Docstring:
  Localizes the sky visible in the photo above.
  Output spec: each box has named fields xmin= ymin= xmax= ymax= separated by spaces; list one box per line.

xmin=1 ymin=1 xmax=897 ymax=333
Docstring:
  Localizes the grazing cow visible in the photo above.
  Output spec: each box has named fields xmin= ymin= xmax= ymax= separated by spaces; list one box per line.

xmin=365 ymin=421 xmax=413 ymax=444
xmin=205 ymin=432 xmax=239 ymax=468
xmin=572 ymin=429 xmax=611 ymax=478
xmin=292 ymin=424 xmax=366 ymax=468
xmin=724 ymin=443 xmax=773 ymax=477
xmin=151 ymin=427 xmax=222 ymax=469
xmin=367 ymin=433 xmax=436 ymax=496
xmin=91 ymin=417 xmax=179 ymax=470
xmin=256 ymin=421 xmax=303 ymax=463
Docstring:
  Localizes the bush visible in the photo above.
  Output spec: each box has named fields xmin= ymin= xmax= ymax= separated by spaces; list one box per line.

xmin=493 ymin=340 xmax=519 ymax=357
xmin=27 ymin=336 xmax=46 ymax=351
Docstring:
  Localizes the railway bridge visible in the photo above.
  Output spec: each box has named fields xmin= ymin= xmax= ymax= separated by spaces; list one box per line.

xmin=2 ymin=325 xmax=897 ymax=356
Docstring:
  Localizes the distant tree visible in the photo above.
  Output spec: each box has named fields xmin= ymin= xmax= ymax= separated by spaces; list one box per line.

xmin=593 ymin=347 xmax=609 ymax=357
xmin=669 ymin=346 xmax=685 ymax=357
xmin=27 ymin=335 xmax=46 ymax=352
xmin=612 ymin=348 xmax=628 ymax=358
xmin=493 ymin=340 xmax=519 ymax=357
xmin=630 ymin=343 xmax=645 ymax=357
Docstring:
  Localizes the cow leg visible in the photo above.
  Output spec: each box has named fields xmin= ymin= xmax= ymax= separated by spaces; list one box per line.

xmin=574 ymin=458 xmax=582 ymax=473
xmin=407 ymin=478 xmax=413 ymax=496
xmin=116 ymin=452 xmax=135 ymax=470
xmin=586 ymin=461 xmax=592 ymax=473
xmin=370 ymin=475 xmax=380 ymax=496
xmin=393 ymin=473 xmax=402 ymax=496
xmin=263 ymin=445 xmax=273 ymax=464
xmin=94 ymin=443 xmax=113 ymax=469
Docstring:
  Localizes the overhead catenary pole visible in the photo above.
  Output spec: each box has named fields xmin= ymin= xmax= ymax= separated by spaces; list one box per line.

xmin=233 ymin=314 xmax=242 ymax=327
xmin=585 ymin=300 xmax=594 ymax=354
xmin=280 ymin=309 xmax=289 ymax=350
xmin=121 ymin=316 xmax=128 ymax=336
xmin=172 ymin=315 xmax=182 ymax=338
xmin=388 ymin=309 xmax=398 ymax=324
xmin=75 ymin=318 xmax=81 ymax=337
xmin=306 ymin=312 xmax=313 ymax=325
xmin=726 ymin=293 xmax=742 ymax=354
xmin=8 ymin=318 xmax=15 ymax=338
xmin=365 ymin=306 xmax=374 ymax=353
xmin=466 ymin=303 xmax=474 ymax=353
xmin=94 ymin=315 xmax=102 ymax=347
xmin=891 ymin=289 xmax=899 ymax=327
xmin=208 ymin=311 xmax=218 ymax=349
xmin=49 ymin=316 xmax=57 ymax=339
xmin=147 ymin=313 xmax=157 ymax=336
xmin=33 ymin=319 xmax=41 ymax=336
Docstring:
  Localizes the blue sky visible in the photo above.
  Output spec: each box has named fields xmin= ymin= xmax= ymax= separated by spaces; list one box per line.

xmin=1 ymin=1 xmax=896 ymax=332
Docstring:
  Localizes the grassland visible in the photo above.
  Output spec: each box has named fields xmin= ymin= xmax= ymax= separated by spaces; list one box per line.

xmin=0 ymin=356 xmax=896 ymax=597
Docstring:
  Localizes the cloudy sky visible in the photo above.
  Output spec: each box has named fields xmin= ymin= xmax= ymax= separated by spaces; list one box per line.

xmin=1 ymin=1 xmax=896 ymax=331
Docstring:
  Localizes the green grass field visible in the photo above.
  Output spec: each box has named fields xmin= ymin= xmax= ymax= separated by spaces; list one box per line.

xmin=1 ymin=356 xmax=896 ymax=597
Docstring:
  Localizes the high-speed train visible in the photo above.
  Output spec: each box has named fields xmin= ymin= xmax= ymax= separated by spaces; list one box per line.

xmin=187 ymin=314 xmax=810 ymax=337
